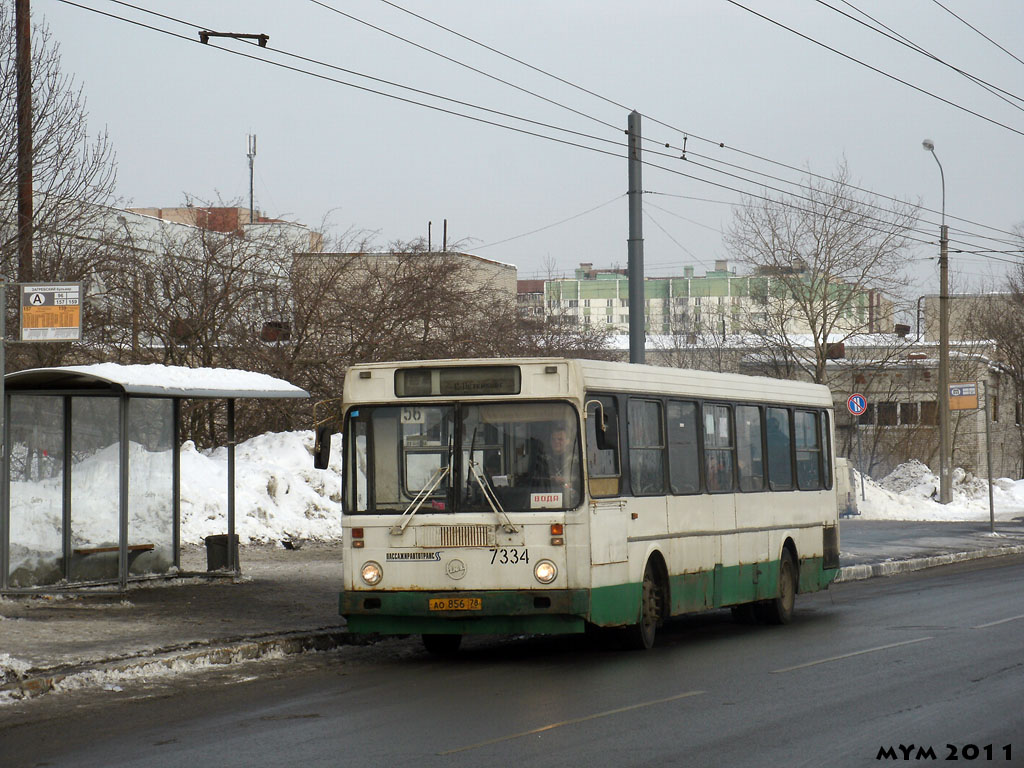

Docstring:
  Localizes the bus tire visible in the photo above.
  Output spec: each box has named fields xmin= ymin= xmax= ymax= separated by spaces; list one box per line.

xmin=623 ymin=561 xmax=662 ymax=650
xmin=422 ymin=634 xmax=462 ymax=655
xmin=758 ymin=551 xmax=797 ymax=625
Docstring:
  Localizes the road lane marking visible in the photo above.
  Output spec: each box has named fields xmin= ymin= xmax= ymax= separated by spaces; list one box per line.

xmin=973 ymin=614 xmax=1024 ymax=629
xmin=438 ymin=690 xmax=705 ymax=755
xmin=771 ymin=637 xmax=934 ymax=673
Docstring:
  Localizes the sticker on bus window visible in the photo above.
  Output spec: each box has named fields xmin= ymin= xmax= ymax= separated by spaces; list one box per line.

xmin=401 ymin=406 xmax=425 ymax=424
xmin=531 ymin=492 xmax=563 ymax=509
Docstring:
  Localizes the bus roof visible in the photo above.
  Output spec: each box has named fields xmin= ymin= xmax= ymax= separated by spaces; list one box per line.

xmin=343 ymin=358 xmax=834 ymax=409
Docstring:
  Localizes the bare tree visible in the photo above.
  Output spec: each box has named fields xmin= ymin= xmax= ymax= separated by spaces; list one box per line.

xmin=0 ymin=8 xmax=117 ymax=273
xmin=0 ymin=7 xmax=118 ymax=369
xmin=726 ymin=161 xmax=919 ymax=383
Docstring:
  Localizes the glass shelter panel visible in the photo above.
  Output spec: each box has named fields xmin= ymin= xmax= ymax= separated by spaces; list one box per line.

xmin=7 ymin=396 xmax=65 ymax=587
xmin=128 ymin=398 xmax=175 ymax=575
xmin=69 ymin=397 xmax=121 ymax=582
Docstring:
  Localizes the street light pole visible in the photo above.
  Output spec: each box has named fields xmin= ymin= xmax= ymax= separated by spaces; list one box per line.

xmin=923 ymin=139 xmax=952 ymax=504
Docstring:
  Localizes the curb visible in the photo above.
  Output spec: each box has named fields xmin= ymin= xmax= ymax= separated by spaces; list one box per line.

xmin=835 ymin=544 xmax=1024 ymax=583
xmin=2 ymin=628 xmax=357 ymax=702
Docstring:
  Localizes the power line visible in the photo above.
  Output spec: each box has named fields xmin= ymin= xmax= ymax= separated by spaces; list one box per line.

xmin=61 ymin=1 xmax=1023 ymax=272
xmin=643 ymin=209 xmax=712 ymax=268
xmin=928 ymin=0 xmax=1024 ymax=69
xmin=306 ymin=0 xmax=626 ymax=139
xmin=721 ymin=0 xmax=1024 ymax=139
xmin=817 ymin=0 xmax=1024 ymax=111
xmin=474 ymin=195 xmax=624 ymax=250
xmin=368 ymin=0 xmax=1024 ymax=243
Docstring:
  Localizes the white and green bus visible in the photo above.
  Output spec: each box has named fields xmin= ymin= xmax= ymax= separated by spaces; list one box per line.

xmin=317 ymin=358 xmax=840 ymax=653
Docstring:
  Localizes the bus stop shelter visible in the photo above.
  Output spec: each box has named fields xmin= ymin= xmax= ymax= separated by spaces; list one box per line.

xmin=0 ymin=363 xmax=308 ymax=593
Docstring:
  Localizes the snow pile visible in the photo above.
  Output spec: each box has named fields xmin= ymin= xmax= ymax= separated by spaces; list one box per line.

xmin=179 ymin=431 xmax=343 ymax=544
xmin=855 ymin=460 xmax=1024 ymax=522
xmin=6 ymin=431 xmax=343 ymax=579
xmin=0 ymin=652 xmax=31 ymax=688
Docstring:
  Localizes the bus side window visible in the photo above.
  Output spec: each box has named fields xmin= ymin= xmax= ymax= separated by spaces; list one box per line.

xmin=667 ymin=400 xmax=700 ymax=494
xmin=766 ymin=406 xmax=793 ymax=490
xmin=586 ymin=395 xmax=620 ymax=497
xmin=821 ymin=410 xmax=833 ymax=489
xmin=736 ymin=405 xmax=765 ymax=492
xmin=795 ymin=410 xmax=822 ymax=490
xmin=629 ymin=399 xmax=666 ymax=495
xmin=703 ymin=403 xmax=734 ymax=492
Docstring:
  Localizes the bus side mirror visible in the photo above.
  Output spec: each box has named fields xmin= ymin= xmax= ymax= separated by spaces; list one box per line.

xmin=314 ymin=425 xmax=333 ymax=469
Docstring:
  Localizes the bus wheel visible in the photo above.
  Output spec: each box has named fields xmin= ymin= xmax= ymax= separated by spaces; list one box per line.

xmin=624 ymin=562 xmax=661 ymax=650
xmin=758 ymin=551 xmax=797 ymax=625
xmin=422 ymin=634 xmax=462 ymax=655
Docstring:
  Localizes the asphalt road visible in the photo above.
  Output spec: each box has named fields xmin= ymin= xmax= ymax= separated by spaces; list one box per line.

xmin=3 ymin=555 xmax=1022 ymax=768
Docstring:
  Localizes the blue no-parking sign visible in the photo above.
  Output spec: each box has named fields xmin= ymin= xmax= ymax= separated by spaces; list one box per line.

xmin=847 ymin=393 xmax=867 ymax=416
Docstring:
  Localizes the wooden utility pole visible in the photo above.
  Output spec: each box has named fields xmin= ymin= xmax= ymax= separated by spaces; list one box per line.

xmin=16 ymin=0 xmax=33 ymax=282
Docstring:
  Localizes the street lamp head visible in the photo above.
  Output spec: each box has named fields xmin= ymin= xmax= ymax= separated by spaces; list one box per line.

xmin=922 ymin=138 xmax=935 ymax=152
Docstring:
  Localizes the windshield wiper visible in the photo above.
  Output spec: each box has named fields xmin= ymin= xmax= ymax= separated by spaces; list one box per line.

xmin=390 ymin=463 xmax=451 ymax=536
xmin=467 ymin=458 xmax=519 ymax=533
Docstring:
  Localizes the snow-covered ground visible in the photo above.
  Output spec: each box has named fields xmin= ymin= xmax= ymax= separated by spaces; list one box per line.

xmin=856 ymin=460 xmax=1024 ymax=523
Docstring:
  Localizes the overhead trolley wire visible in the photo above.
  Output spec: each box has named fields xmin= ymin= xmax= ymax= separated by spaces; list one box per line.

xmin=815 ymin=0 xmax=1024 ymax=112
xmin=721 ymin=0 xmax=1024 ymax=139
xmin=928 ymin=0 xmax=1024 ymax=69
xmin=370 ymin=0 xmax=1024 ymax=245
xmin=64 ymin=1 xmax=1023 ymax=268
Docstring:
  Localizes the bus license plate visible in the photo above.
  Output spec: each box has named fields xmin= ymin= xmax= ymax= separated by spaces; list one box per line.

xmin=429 ymin=598 xmax=482 ymax=611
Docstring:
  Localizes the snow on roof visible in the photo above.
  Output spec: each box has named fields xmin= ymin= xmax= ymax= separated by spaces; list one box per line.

xmin=5 ymin=363 xmax=308 ymax=399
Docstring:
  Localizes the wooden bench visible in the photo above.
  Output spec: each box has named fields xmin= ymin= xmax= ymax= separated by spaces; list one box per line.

xmin=72 ymin=544 xmax=155 ymax=568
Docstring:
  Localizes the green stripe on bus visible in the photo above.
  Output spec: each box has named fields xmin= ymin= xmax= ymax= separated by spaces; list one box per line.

xmin=341 ymin=559 xmax=838 ymax=633
xmin=589 ymin=557 xmax=837 ymax=626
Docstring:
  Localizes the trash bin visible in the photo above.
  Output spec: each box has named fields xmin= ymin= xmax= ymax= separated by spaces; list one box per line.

xmin=204 ymin=534 xmax=240 ymax=571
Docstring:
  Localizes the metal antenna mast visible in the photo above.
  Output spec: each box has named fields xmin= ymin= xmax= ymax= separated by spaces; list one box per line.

xmin=247 ymin=134 xmax=257 ymax=224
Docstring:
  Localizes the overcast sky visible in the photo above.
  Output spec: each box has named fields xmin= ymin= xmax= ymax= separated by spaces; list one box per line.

xmin=38 ymin=0 xmax=1024 ymax=295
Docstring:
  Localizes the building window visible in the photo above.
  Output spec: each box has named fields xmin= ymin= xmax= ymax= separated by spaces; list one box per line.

xmin=899 ymin=403 xmax=919 ymax=425
xmin=877 ymin=402 xmax=898 ymax=426
xmin=992 ymin=395 xmax=999 ymax=422
xmin=858 ymin=403 xmax=876 ymax=426
xmin=921 ymin=401 xmax=938 ymax=425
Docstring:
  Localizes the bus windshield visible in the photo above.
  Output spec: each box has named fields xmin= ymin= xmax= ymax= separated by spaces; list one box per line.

xmin=345 ymin=402 xmax=581 ymax=514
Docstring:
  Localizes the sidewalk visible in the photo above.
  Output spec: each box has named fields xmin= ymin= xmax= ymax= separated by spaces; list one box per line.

xmin=3 ymin=521 xmax=1024 ymax=701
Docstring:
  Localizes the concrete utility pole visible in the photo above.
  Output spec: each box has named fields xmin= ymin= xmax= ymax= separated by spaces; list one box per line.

xmin=16 ymin=0 xmax=33 ymax=282
xmin=627 ymin=111 xmax=645 ymax=364
xmin=923 ymin=139 xmax=952 ymax=504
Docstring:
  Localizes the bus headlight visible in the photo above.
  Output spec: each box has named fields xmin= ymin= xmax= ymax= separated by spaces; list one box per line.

xmin=360 ymin=561 xmax=383 ymax=586
xmin=534 ymin=560 xmax=557 ymax=584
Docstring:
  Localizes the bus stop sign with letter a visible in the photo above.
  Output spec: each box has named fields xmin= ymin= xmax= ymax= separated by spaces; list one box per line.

xmin=20 ymin=283 xmax=82 ymax=342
